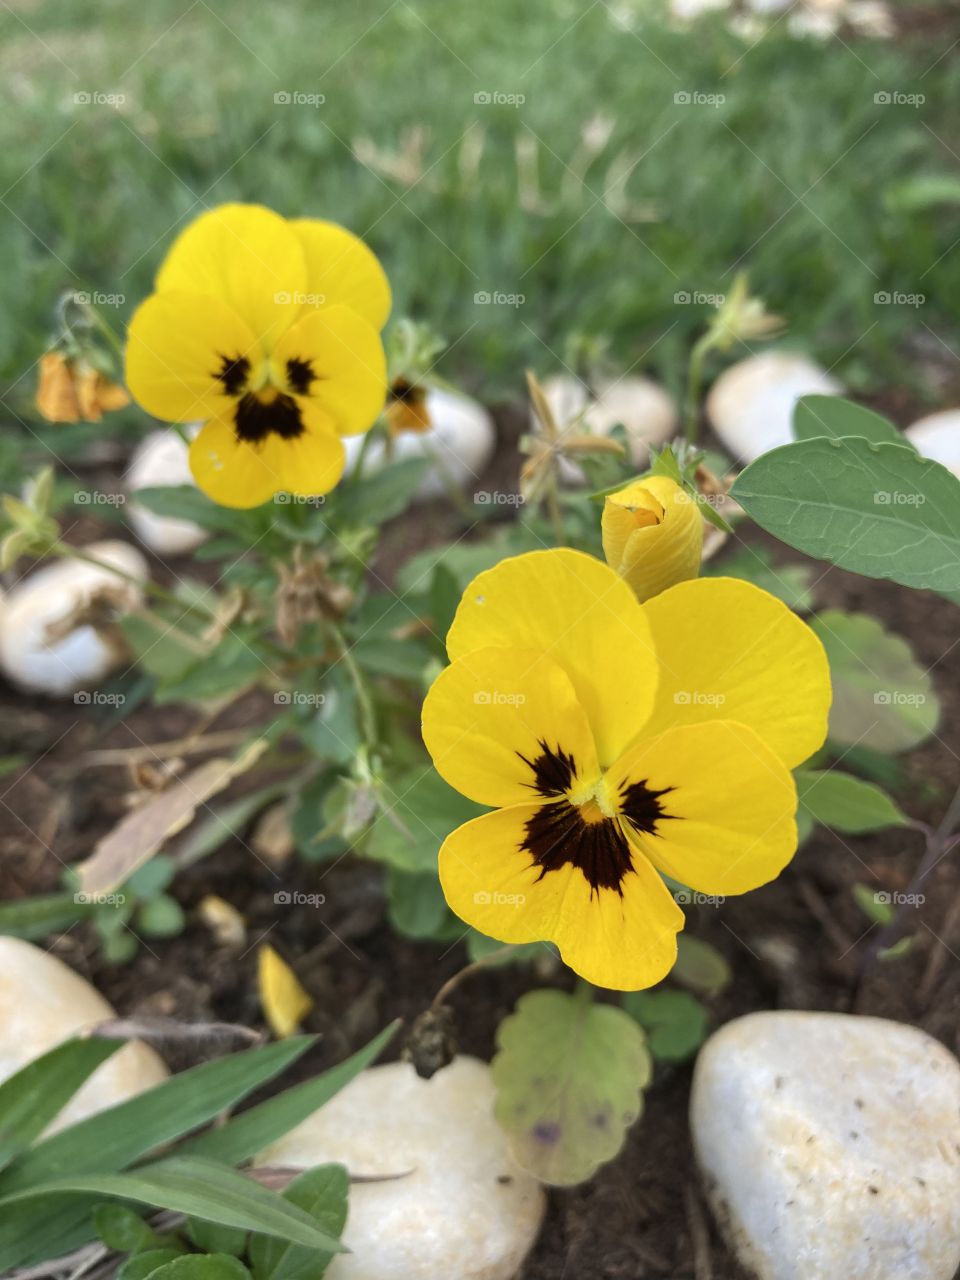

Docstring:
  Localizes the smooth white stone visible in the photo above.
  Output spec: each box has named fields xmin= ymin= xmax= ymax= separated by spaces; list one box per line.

xmin=126 ymin=428 xmax=208 ymax=555
xmin=344 ymin=389 xmax=496 ymax=500
xmin=905 ymin=410 xmax=960 ymax=479
xmin=535 ymin=373 xmax=677 ymax=481
xmin=691 ymin=1011 xmax=960 ymax=1280
xmin=256 ymin=1056 xmax=545 ymax=1280
xmin=0 ymin=541 xmax=147 ymax=696
xmin=0 ymin=937 xmax=168 ymax=1135
xmin=707 ymin=352 xmax=842 ymax=463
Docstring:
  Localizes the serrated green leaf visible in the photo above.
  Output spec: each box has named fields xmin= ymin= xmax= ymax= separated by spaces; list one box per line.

xmin=177 ymin=1023 xmax=397 ymax=1165
xmin=249 ymin=1164 xmax=348 ymax=1280
xmin=796 ymin=769 xmax=907 ymax=833
xmin=621 ymin=989 xmax=708 ymax=1063
xmin=492 ymin=988 xmax=652 ymax=1185
xmin=793 ymin=395 xmax=905 ymax=447
xmin=0 ymin=1039 xmax=122 ymax=1171
xmin=810 ymin=610 xmax=938 ymax=752
xmin=670 ymin=935 xmax=732 ymax=996
xmin=731 ymin=438 xmax=960 ymax=592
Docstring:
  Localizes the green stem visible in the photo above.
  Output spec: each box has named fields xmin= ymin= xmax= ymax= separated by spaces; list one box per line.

xmin=351 ymin=423 xmax=381 ymax=482
xmin=683 ymin=333 xmax=715 ymax=446
xmin=80 ymin=299 xmax=125 ymax=364
xmin=328 ymin=621 xmax=378 ymax=746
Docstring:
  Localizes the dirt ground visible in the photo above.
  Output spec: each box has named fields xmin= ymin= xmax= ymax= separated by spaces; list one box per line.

xmin=2 ymin=402 xmax=959 ymax=1279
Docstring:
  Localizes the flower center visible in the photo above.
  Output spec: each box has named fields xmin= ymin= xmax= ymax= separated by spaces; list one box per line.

xmin=212 ymin=352 xmax=321 ymax=445
xmin=517 ymin=741 xmax=674 ymax=896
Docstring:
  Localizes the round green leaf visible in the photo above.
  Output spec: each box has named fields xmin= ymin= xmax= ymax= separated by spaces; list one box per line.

xmin=621 ymin=989 xmax=708 ymax=1063
xmin=796 ymin=769 xmax=907 ymax=833
xmin=492 ymin=989 xmax=652 ymax=1186
xmin=811 ymin=610 xmax=938 ymax=752
xmin=671 ymin=936 xmax=732 ymax=997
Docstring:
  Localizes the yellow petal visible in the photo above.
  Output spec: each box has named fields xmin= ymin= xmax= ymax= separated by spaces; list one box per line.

xmin=188 ymin=416 xmax=345 ymax=509
xmin=608 ymin=720 xmax=797 ymax=895
xmin=289 ymin=218 xmax=391 ymax=330
xmin=601 ymin=475 xmax=703 ymax=602
xmin=439 ymin=803 xmax=683 ymax=990
xmin=422 ymin=646 xmax=600 ymax=808
xmin=272 ymin=304 xmax=387 ymax=436
xmin=258 ymin=943 xmax=312 ymax=1038
xmin=156 ymin=204 xmax=306 ymax=348
xmin=446 ymin=549 xmax=658 ymax=767
xmin=126 ymin=290 xmax=261 ymax=423
xmin=639 ymin=576 xmax=830 ymax=768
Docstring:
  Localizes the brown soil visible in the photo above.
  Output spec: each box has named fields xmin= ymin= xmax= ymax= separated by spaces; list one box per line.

xmin=2 ymin=401 xmax=959 ymax=1280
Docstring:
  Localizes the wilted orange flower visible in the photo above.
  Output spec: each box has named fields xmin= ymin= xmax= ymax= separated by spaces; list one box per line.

xmin=385 ymin=377 xmax=432 ymax=435
xmin=36 ymin=352 xmax=130 ymax=424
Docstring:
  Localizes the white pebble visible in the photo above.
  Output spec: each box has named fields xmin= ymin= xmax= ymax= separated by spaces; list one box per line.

xmin=256 ymin=1056 xmax=545 ymax=1280
xmin=905 ymin=410 xmax=960 ymax=479
xmin=691 ymin=1011 xmax=960 ymax=1280
xmin=707 ymin=352 xmax=842 ymax=463
xmin=126 ymin=428 xmax=208 ymax=556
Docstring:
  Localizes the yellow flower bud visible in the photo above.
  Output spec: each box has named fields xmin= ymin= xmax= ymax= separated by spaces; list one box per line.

xmin=601 ymin=475 xmax=703 ymax=602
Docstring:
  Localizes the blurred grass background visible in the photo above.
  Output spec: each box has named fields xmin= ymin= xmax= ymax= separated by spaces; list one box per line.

xmin=2 ymin=0 xmax=959 ymax=428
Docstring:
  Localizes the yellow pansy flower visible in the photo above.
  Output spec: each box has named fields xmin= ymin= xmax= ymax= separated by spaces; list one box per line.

xmin=601 ymin=474 xmax=703 ymax=602
xmin=125 ymin=204 xmax=390 ymax=509
xmin=421 ymin=549 xmax=830 ymax=990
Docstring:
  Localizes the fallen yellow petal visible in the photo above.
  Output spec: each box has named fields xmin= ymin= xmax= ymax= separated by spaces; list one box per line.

xmin=258 ymin=943 xmax=313 ymax=1038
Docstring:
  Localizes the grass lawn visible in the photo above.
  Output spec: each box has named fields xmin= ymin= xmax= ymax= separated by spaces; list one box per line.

xmin=1 ymin=0 xmax=958 ymax=423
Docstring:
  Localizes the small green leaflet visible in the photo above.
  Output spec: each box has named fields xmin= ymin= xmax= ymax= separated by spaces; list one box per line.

xmin=792 ymin=395 xmax=907 ymax=447
xmin=795 ymin=769 xmax=907 ymax=834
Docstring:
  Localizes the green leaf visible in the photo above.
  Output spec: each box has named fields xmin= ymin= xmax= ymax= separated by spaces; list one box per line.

xmin=156 ymin=633 xmax=271 ymax=705
xmin=148 ymin=1258 xmax=251 ymax=1280
xmin=731 ymin=438 xmax=960 ymax=592
xmin=621 ymin=990 xmax=708 ymax=1063
xmin=852 ymin=882 xmax=894 ymax=925
xmin=810 ymin=610 xmax=938 ymax=752
xmin=492 ymin=988 xmax=652 ymax=1185
xmin=367 ymin=768 xmax=484 ymax=873
xmin=385 ymin=868 xmax=461 ymax=941
xmin=186 ymin=1218 xmax=248 ymax=1256
xmin=465 ymin=932 xmax=545 ymax=966
xmin=93 ymin=1204 xmax=163 ymax=1254
xmin=332 ymin=457 xmax=430 ymax=526
xmin=792 ymin=395 xmax=905 ymax=447
xmin=670 ymin=935 xmax=731 ymax=996
xmin=134 ymin=486 xmax=253 ymax=537
xmin=0 ymin=1039 xmax=121 ymax=1171
xmin=118 ymin=1248 xmax=188 ymax=1280
xmin=119 ymin=613 xmax=204 ymax=682
xmin=0 ymin=1038 xmax=316 ymax=1195
xmin=137 ymin=894 xmax=186 ymax=938
xmin=796 ymin=769 xmax=907 ymax=833
xmin=126 ymin=855 xmax=176 ymax=899
xmin=0 ymin=1157 xmax=344 ymax=1253
xmin=177 ymin=1023 xmax=397 ymax=1165
xmin=0 ymin=892 xmax=88 ymax=940
xmin=249 ymin=1164 xmax=348 ymax=1280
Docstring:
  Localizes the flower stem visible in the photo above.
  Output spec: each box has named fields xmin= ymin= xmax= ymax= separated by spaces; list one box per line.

xmin=327 ymin=620 xmax=378 ymax=746
xmin=682 ymin=333 xmax=714 ymax=446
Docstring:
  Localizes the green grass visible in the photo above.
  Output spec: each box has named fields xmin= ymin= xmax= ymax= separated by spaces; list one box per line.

xmin=1 ymin=0 xmax=958 ymax=437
